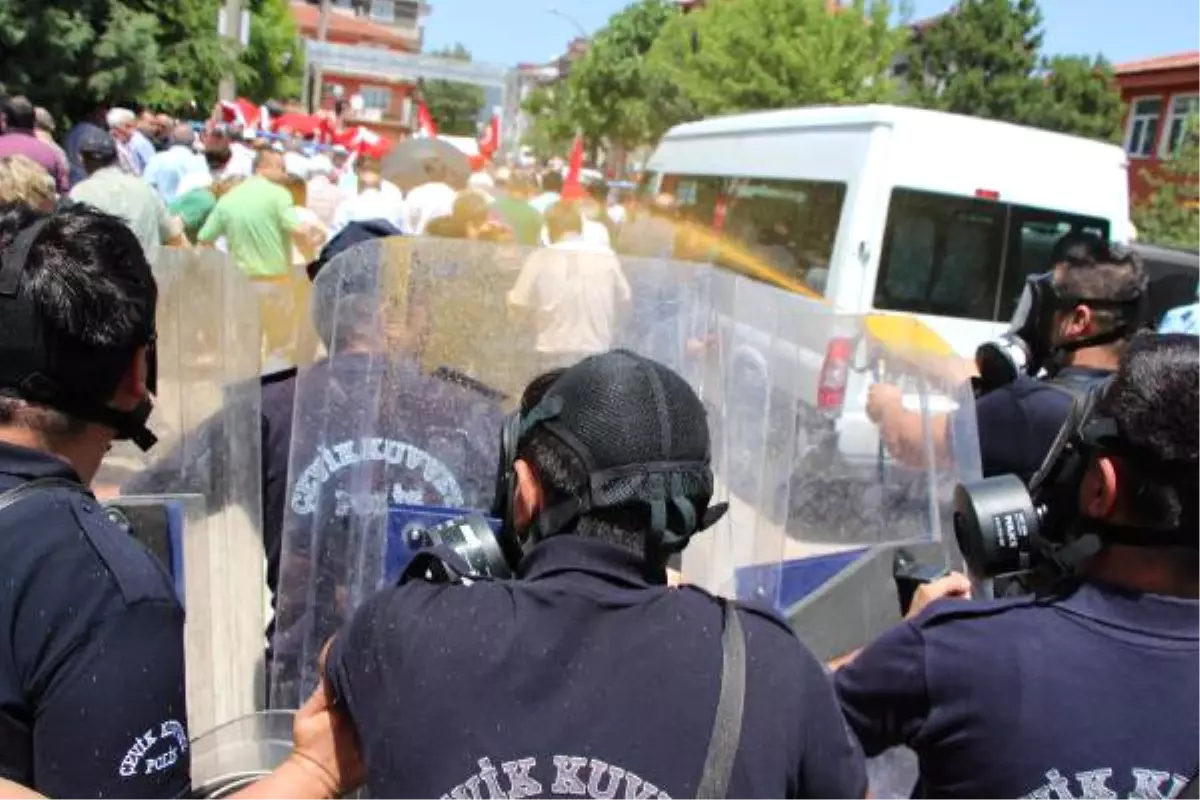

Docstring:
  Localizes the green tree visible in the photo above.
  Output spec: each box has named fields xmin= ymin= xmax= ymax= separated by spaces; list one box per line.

xmin=0 ymin=0 xmax=163 ymax=124
xmin=522 ymin=84 xmax=576 ymax=156
xmin=561 ymin=0 xmax=679 ymax=151
xmin=131 ymin=0 xmax=234 ymax=114
xmin=422 ymin=44 xmax=487 ymax=136
xmin=1133 ymin=116 xmax=1200 ymax=249
xmin=905 ymin=0 xmax=1122 ymax=141
xmin=238 ymin=0 xmax=305 ymax=103
xmin=645 ymin=0 xmax=906 ymax=132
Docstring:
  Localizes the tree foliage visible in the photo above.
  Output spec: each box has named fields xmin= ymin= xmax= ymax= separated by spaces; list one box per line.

xmin=238 ymin=0 xmax=305 ymax=103
xmin=422 ymin=44 xmax=487 ymax=137
xmin=521 ymin=85 xmax=576 ymax=155
xmin=562 ymin=0 xmax=679 ymax=150
xmin=1133 ymin=116 xmax=1200 ymax=249
xmin=646 ymin=0 xmax=906 ymax=129
xmin=905 ymin=0 xmax=1122 ymax=142
xmin=0 ymin=0 xmax=302 ymax=125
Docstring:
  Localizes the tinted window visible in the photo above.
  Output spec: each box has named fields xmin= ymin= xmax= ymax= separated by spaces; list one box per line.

xmin=660 ymin=174 xmax=846 ymax=297
xmin=874 ymin=188 xmax=1109 ymax=322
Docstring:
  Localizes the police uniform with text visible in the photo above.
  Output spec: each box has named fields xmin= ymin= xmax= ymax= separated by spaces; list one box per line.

xmin=0 ymin=220 xmax=189 ymax=796
xmin=325 ymin=351 xmax=867 ymax=799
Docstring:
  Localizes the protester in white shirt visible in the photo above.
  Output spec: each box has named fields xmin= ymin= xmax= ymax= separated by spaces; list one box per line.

xmin=508 ymin=201 xmax=631 ymax=373
xmin=332 ymin=156 xmax=407 ymax=235
xmin=405 ymin=162 xmax=458 ymax=236
xmin=305 ymin=155 xmax=346 ymax=229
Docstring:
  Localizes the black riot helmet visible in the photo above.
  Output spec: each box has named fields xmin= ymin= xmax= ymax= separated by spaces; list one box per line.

xmin=0 ymin=206 xmax=158 ymax=450
xmin=491 ymin=351 xmax=729 ymax=575
xmin=976 ymin=235 xmax=1149 ymax=393
xmin=954 ymin=332 xmax=1198 ymax=582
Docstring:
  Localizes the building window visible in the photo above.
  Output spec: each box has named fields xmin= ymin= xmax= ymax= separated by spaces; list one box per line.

xmin=370 ymin=0 xmax=394 ymax=21
xmin=874 ymin=188 xmax=1108 ymax=322
xmin=394 ymin=0 xmax=420 ymax=24
xmin=1125 ymin=96 xmax=1162 ymax=158
xmin=1160 ymin=93 xmax=1199 ymax=158
xmin=359 ymin=85 xmax=392 ymax=113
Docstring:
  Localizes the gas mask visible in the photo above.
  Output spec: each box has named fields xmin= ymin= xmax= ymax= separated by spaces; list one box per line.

xmin=953 ymin=379 xmax=1198 ymax=582
xmin=975 ymin=246 xmax=1148 ymax=395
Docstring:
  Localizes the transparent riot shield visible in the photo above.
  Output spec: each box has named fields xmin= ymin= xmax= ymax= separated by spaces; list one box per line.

xmin=95 ymin=247 xmax=266 ymax=737
xmin=270 ymin=236 xmax=533 ymax=709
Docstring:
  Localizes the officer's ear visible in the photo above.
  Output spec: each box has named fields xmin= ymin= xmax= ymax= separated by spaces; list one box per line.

xmin=1080 ymin=454 xmax=1120 ymax=520
xmin=110 ymin=344 xmax=151 ymax=410
xmin=512 ymin=458 xmax=544 ymax=535
xmin=1062 ymin=303 xmax=1095 ymax=339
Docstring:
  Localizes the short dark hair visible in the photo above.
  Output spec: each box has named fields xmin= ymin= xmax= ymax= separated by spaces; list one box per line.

xmin=1054 ymin=235 xmax=1146 ymax=334
xmin=1097 ymin=332 xmax=1198 ymax=531
xmin=541 ymin=170 xmax=564 ymax=194
xmin=588 ymin=180 xmax=609 ymax=203
xmin=544 ymin=201 xmax=582 ymax=243
xmin=514 ymin=369 xmax=709 ymax=565
xmin=0 ymin=204 xmax=157 ymax=436
xmin=1 ymin=96 xmax=35 ymax=132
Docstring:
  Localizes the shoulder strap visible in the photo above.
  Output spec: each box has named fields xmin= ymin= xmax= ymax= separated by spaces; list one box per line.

xmin=0 ymin=477 xmax=88 ymax=515
xmin=1043 ymin=371 xmax=1107 ymax=404
xmin=695 ymin=600 xmax=747 ymax=800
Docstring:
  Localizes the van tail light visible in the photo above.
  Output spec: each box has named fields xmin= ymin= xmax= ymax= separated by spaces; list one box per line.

xmin=817 ymin=337 xmax=853 ymax=410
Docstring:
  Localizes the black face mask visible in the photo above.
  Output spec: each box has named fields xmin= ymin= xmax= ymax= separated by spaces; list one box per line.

xmin=0 ymin=218 xmax=158 ymax=451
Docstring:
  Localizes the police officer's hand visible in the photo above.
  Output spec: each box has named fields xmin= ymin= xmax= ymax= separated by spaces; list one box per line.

xmin=904 ymin=571 xmax=972 ymax=620
xmin=289 ymin=674 xmax=365 ymax=797
xmin=866 ymin=383 xmax=904 ymax=425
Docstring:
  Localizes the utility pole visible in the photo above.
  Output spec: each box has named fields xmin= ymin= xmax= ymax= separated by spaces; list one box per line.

xmin=309 ymin=0 xmax=332 ymax=114
xmin=218 ymin=0 xmax=244 ymax=101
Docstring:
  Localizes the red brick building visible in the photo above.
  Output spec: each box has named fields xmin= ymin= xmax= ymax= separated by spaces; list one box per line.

xmin=291 ymin=0 xmax=426 ymax=138
xmin=1114 ymin=51 xmax=1199 ymax=204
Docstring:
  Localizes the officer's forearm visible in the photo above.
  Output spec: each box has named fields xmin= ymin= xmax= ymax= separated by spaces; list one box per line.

xmin=230 ymin=754 xmax=340 ymax=800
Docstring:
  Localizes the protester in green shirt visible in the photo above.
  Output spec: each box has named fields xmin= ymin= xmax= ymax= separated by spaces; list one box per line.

xmin=197 ymin=150 xmax=299 ymax=278
xmin=491 ymin=169 xmax=543 ymax=247
xmin=169 ymin=145 xmax=233 ymax=241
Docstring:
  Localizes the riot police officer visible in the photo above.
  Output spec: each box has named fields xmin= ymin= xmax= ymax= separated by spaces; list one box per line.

xmin=321 ymin=351 xmax=867 ymax=798
xmin=835 ymin=332 xmax=1198 ymax=798
xmin=0 ymin=203 xmax=188 ymax=797
xmin=869 ymin=235 xmax=1147 ymax=482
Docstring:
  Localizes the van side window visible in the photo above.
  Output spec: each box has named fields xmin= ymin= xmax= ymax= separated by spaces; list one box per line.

xmin=659 ymin=173 xmax=846 ymax=297
xmin=874 ymin=188 xmax=1110 ymax=322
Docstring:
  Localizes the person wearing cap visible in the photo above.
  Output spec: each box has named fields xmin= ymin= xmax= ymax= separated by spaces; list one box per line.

xmin=69 ymin=128 xmax=188 ymax=257
xmin=320 ymin=350 xmax=868 ymax=798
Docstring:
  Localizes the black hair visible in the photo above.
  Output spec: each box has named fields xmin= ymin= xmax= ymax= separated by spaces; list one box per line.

xmin=1097 ymin=332 xmax=1198 ymax=532
xmin=541 ymin=170 xmax=564 ymax=194
xmin=588 ymin=180 xmax=609 ymax=203
xmin=544 ymin=201 xmax=583 ymax=243
xmin=81 ymin=149 xmax=118 ymax=173
xmin=514 ymin=368 xmax=709 ymax=565
xmin=0 ymin=203 xmax=157 ymax=435
xmin=1053 ymin=235 xmax=1147 ymax=333
xmin=0 ymin=96 xmax=34 ymax=132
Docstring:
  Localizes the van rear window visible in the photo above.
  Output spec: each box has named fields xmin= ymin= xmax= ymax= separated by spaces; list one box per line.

xmin=658 ymin=173 xmax=846 ymax=297
xmin=874 ymin=188 xmax=1109 ymax=322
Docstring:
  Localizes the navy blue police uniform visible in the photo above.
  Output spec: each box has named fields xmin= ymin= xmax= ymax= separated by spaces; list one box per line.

xmin=0 ymin=442 xmax=190 ymax=798
xmin=326 ymin=534 xmax=867 ymax=799
xmin=952 ymin=366 xmax=1113 ymax=481
xmin=835 ymin=580 xmax=1199 ymax=798
xmin=322 ymin=350 xmax=867 ymax=799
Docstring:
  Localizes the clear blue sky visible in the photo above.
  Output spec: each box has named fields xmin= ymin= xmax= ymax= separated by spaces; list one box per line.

xmin=424 ymin=0 xmax=1200 ymax=68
